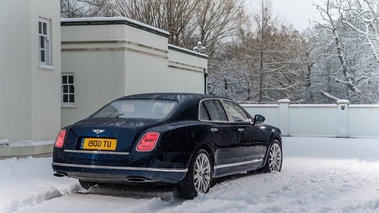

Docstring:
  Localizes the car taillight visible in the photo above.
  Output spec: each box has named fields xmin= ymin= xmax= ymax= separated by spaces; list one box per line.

xmin=136 ymin=132 xmax=160 ymax=152
xmin=55 ymin=129 xmax=67 ymax=148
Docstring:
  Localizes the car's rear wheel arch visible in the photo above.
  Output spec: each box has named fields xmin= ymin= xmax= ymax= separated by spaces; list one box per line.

xmin=177 ymin=147 xmax=213 ymax=199
xmin=194 ymin=143 xmax=215 ymax=167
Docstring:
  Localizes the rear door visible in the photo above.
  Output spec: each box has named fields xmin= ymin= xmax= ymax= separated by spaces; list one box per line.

xmin=199 ymin=100 xmax=241 ymax=166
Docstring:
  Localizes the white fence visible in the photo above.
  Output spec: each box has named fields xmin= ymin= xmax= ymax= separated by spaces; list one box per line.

xmin=242 ymin=99 xmax=379 ymax=138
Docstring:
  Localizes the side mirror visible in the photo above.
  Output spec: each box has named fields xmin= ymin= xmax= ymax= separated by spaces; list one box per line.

xmin=254 ymin=114 xmax=265 ymax=124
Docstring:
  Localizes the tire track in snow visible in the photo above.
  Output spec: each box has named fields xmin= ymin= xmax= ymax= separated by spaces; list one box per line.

xmin=148 ymin=158 xmax=379 ymax=213
xmin=6 ymin=184 xmax=80 ymax=213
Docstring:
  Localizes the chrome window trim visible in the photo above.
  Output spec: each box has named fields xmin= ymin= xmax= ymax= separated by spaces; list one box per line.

xmin=198 ymin=98 xmax=253 ymax=123
xmin=52 ymin=162 xmax=188 ymax=173
xmin=64 ymin=150 xmax=130 ymax=155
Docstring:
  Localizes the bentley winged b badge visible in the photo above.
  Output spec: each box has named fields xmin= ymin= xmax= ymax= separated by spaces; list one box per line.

xmin=93 ymin=129 xmax=105 ymax=134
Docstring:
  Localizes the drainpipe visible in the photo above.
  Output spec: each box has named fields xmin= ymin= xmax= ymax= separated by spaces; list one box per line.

xmin=204 ymin=70 xmax=208 ymax=94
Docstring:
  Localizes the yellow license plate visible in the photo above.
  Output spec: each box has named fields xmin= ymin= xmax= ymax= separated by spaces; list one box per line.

xmin=81 ymin=138 xmax=117 ymax=151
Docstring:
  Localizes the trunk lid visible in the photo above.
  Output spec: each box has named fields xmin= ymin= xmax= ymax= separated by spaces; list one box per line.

xmin=65 ymin=118 xmax=159 ymax=152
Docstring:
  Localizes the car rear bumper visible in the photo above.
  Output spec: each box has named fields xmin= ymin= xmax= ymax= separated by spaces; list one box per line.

xmin=52 ymin=162 xmax=188 ymax=184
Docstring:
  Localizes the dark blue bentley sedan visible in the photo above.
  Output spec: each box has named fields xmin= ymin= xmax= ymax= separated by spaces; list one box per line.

xmin=52 ymin=93 xmax=282 ymax=198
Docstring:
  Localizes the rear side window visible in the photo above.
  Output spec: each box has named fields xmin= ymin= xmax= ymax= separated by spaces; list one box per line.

xmin=199 ymin=102 xmax=211 ymax=120
xmin=92 ymin=99 xmax=177 ymax=120
xmin=202 ymin=100 xmax=228 ymax=121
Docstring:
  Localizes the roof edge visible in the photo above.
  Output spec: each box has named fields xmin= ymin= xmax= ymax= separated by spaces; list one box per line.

xmin=61 ymin=17 xmax=170 ymax=38
xmin=168 ymin=44 xmax=208 ymax=59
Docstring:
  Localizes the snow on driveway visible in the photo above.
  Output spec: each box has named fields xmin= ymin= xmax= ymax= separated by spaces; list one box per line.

xmin=2 ymin=137 xmax=379 ymax=213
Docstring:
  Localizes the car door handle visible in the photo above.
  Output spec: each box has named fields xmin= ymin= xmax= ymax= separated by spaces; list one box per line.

xmin=238 ymin=128 xmax=245 ymax=132
xmin=210 ymin=128 xmax=218 ymax=132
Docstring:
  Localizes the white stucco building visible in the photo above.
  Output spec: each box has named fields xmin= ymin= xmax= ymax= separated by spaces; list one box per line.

xmin=0 ymin=2 xmax=208 ymax=143
xmin=0 ymin=0 xmax=61 ymax=142
xmin=60 ymin=17 xmax=208 ymax=127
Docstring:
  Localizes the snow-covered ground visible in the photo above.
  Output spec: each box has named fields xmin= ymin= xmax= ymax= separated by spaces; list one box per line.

xmin=2 ymin=137 xmax=379 ymax=213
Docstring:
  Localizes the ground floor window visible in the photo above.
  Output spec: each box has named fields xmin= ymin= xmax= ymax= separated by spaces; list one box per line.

xmin=62 ymin=73 xmax=75 ymax=105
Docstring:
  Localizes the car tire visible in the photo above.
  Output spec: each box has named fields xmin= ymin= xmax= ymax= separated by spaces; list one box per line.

xmin=177 ymin=149 xmax=212 ymax=199
xmin=79 ymin=180 xmax=96 ymax=190
xmin=261 ymin=139 xmax=282 ymax=172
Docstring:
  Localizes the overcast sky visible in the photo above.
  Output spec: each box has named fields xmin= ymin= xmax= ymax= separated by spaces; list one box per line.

xmin=248 ymin=0 xmax=322 ymax=31
xmin=272 ymin=0 xmax=321 ymax=30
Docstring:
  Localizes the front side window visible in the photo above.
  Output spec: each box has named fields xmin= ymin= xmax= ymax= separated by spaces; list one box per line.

xmin=62 ymin=74 xmax=75 ymax=105
xmin=38 ymin=18 xmax=51 ymax=65
xmin=92 ymin=99 xmax=177 ymax=120
xmin=223 ymin=101 xmax=250 ymax=122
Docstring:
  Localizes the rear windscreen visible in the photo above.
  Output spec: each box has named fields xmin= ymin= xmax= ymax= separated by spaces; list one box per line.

xmin=91 ymin=99 xmax=178 ymax=120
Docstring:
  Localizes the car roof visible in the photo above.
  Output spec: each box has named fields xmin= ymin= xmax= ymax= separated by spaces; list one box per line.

xmin=116 ymin=93 xmax=230 ymax=121
xmin=117 ymin=93 xmax=225 ymax=103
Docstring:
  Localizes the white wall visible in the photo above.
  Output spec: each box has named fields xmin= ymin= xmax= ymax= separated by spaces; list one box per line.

xmin=0 ymin=1 xmax=32 ymax=141
xmin=61 ymin=18 xmax=208 ymax=127
xmin=167 ymin=45 xmax=207 ymax=94
xmin=61 ymin=50 xmax=126 ymax=126
xmin=0 ymin=0 xmax=61 ymax=142
xmin=289 ymin=105 xmax=338 ymax=137
xmin=30 ymin=0 xmax=61 ymax=141
xmin=242 ymin=101 xmax=379 ymax=138
xmin=349 ymin=105 xmax=379 ymax=137
xmin=243 ymin=104 xmax=279 ymax=127
xmin=123 ymin=38 xmax=168 ymax=95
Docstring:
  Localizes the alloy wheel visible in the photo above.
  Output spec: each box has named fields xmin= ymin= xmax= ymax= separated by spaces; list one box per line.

xmin=268 ymin=143 xmax=282 ymax=171
xmin=193 ymin=153 xmax=211 ymax=193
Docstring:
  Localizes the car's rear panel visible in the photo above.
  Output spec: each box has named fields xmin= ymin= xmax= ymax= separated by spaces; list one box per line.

xmin=70 ymin=125 xmax=137 ymax=152
xmin=52 ymin=118 xmax=189 ymax=184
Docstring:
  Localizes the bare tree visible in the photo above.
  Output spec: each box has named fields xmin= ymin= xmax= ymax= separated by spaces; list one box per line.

xmin=339 ymin=0 xmax=379 ymax=62
xmin=193 ymin=0 xmax=247 ymax=55
xmin=239 ymin=0 xmax=307 ymax=103
xmin=309 ymin=0 xmax=379 ymax=103
xmin=253 ymin=0 xmax=276 ymax=102
xmin=61 ymin=0 xmax=86 ymax=17
xmin=110 ymin=0 xmax=199 ymax=46
xmin=209 ymin=0 xmax=308 ymax=103
xmin=61 ymin=0 xmax=247 ymax=55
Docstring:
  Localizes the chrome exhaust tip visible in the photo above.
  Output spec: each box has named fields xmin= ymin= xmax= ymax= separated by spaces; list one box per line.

xmin=53 ymin=172 xmax=67 ymax=177
xmin=125 ymin=177 xmax=154 ymax=183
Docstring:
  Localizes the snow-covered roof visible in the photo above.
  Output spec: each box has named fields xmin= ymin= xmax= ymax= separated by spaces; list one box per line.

xmin=168 ymin=44 xmax=208 ymax=59
xmin=61 ymin=17 xmax=170 ymax=37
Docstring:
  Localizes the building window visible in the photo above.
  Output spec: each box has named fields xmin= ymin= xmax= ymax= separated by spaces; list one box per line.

xmin=38 ymin=18 xmax=51 ymax=66
xmin=62 ymin=74 xmax=75 ymax=105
